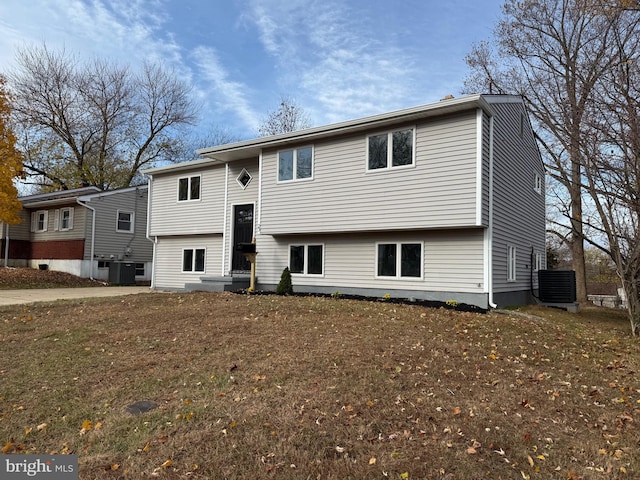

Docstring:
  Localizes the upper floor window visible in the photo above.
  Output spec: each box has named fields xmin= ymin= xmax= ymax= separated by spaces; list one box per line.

xmin=534 ymin=172 xmax=542 ymax=194
xmin=278 ymin=146 xmax=313 ymax=182
xmin=178 ymin=175 xmax=201 ymax=201
xmin=367 ymin=128 xmax=415 ymax=171
xmin=116 ymin=211 xmax=134 ymax=233
xmin=376 ymin=242 xmax=422 ymax=278
xmin=31 ymin=210 xmax=48 ymax=233
xmin=55 ymin=207 xmax=74 ymax=231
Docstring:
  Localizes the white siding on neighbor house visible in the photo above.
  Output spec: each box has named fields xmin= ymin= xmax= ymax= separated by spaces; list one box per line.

xmin=153 ymin=235 xmax=223 ymax=289
xmin=260 ymin=112 xmax=479 ymax=234
xmin=489 ymin=100 xmax=546 ymax=294
xmin=149 ymin=164 xmax=227 ymax=236
xmin=82 ymin=187 xmax=153 ymax=262
xmin=255 ymin=229 xmax=485 ymax=294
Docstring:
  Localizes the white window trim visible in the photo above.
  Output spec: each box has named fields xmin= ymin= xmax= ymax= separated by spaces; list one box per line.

xmin=182 ymin=247 xmax=206 ymax=273
xmin=507 ymin=245 xmax=517 ymax=282
xmin=534 ymin=252 xmax=543 ymax=272
xmin=60 ymin=207 xmax=73 ymax=232
xmin=534 ymin=172 xmax=542 ymax=194
xmin=116 ymin=210 xmax=135 ymax=233
xmin=366 ymin=127 xmax=416 ymax=172
xmin=277 ymin=146 xmax=314 ymax=183
xmin=31 ymin=210 xmax=48 ymax=233
xmin=375 ymin=241 xmax=424 ymax=280
xmin=177 ymin=175 xmax=202 ymax=202
xmin=236 ymin=168 xmax=252 ymax=190
xmin=288 ymin=243 xmax=324 ymax=276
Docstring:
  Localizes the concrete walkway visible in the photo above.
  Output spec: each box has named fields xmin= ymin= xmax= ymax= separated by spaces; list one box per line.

xmin=0 ymin=286 xmax=152 ymax=306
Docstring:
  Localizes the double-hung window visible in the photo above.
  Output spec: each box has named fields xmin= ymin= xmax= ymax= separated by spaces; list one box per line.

xmin=182 ymin=248 xmax=206 ymax=273
xmin=116 ymin=211 xmax=134 ymax=233
xmin=376 ymin=242 xmax=422 ymax=278
xmin=534 ymin=172 xmax=542 ymax=194
xmin=178 ymin=175 xmax=201 ymax=201
xmin=31 ymin=210 xmax=48 ymax=232
xmin=289 ymin=244 xmax=324 ymax=275
xmin=367 ymin=128 xmax=415 ymax=171
xmin=54 ymin=207 xmax=74 ymax=231
xmin=278 ymin=146 xmax=313 ymax=182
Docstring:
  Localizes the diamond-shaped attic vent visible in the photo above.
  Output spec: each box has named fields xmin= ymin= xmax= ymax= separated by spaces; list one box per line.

xmin=236 ymin=169 xmax=252 ymax=189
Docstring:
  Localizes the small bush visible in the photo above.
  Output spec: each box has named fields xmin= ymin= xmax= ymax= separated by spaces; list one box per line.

xmin=276 ymin=267 xmax=293 ymax=295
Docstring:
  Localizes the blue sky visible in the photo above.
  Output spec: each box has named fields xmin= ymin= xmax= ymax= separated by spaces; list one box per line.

xmin=0 ymin=0 xmax=503 ymax=140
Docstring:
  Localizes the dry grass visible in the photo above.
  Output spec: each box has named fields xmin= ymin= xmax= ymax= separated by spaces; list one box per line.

xmin=0 ymin=267 xmax=105 ymax=289
xmin=0 ymin=292 xmax=638 ymax=479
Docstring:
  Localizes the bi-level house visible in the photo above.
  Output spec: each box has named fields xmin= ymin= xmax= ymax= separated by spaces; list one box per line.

xmin=1 ymin=186 xmax=153 ymax=283
xmin=143 ymin=94 xmax=545 ymax=309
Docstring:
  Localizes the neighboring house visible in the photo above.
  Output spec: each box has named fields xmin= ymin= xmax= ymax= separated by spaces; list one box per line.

xmin=0 ymin=186 xmax=153 ymax=282
xmin=143 ymin=94 xmax=545 ymax=308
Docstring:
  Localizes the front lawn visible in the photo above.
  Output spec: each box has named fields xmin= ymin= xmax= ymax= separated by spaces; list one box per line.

xmin=0 ymin=292 xmax=637 ymax=479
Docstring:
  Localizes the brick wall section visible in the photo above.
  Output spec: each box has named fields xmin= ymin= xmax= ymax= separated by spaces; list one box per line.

xmin=30 ymin=240 xmax=85 ymax=259
xmin=0 ymin=239 xmax=32 ymax=260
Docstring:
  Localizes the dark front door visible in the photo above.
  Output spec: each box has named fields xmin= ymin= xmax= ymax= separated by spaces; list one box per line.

xmin=232 ymin=204 xmax=254 ymax=272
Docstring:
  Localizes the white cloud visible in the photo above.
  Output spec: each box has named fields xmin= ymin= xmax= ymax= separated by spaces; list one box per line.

xmin=245 ymin=0 xmax=418 ymax=124
xmin=190 ymin=46 xmax=259 ymax=133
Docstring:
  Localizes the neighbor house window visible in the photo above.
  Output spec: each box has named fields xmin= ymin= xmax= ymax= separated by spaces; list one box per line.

xmin=534 ymin=252 xmax=543 ymax=272
xmin=135 ymin=262 xmax=145 ymax=276
xmin=278 ymin=146 xmax=313 ymax=182
xmin=183 ymin=248 xmax=205 ymax=273
xmin=178 ymin=175 xmax=201 ymax=201
xmin=289 ymin=244 xmax=324 ymax=275
xmin=31 ymin=210 xmax=48 ymax=233
xmin=376 ymin=242 xmax=422 ymax=278
xmin=367 ymin=128 xmax=415 ymax=171
xmin=116 ymin=211 xmax=134 ymax=233
xmin=56 ymin=207 xmax=74 ymax=231
xmin=507 ymin=245 xmax=517 ymax=281
xmin=97 ymin=261 xmax=109 ymax=269
xmin=534 ymin=172 xmax=542 ymax=194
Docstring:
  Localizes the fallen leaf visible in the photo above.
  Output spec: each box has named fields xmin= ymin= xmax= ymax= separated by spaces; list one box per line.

xmin=369 ymin=457 xmax=377 ymax=465
xmin=36 ymin=422 xmax=47 ymax=431
xmin=453 ymin=407 xmax=462 ymax=415
xmin=527 ymin=455 xmax=534 ymax=467
xmin=160 ymin=460 xmax=173 ymax=468
xmin=111 ymin=464 xmax=120 ymax=471
xmin=467 ymin=447 xmax=477 ymax=454
xmin=401 ymin=473 xmax=409 ymax=479
xmin=2 ymin=440 xmax=13 ymax=454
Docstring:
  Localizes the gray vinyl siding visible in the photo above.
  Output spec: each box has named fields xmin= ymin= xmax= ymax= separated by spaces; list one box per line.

xmin=149 ymin=165 xmax=226 ymax=236
xmin=5 ymin=210 xmax=31 ymax=240
xmin=27 ymin=204 xmax=87 ymax=242
xmin=153 ymin=235 xmax=223 ymax=289
xmin=260 ymin=111 xmax=479 ymax=234
xmin=481 ymin=112 xmax=491 ymax=227
xmin=82 ymin=187 xmax=152 ymax=262
xmin=255 ymin=229 xmax=485 ymax=294
xmin=489 ymin=100 xmax=545 ymax=297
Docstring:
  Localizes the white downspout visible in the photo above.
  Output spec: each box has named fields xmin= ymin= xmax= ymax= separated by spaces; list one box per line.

xmin=222 ymin=163 xmax=229 ymax=276
xmin=145 ymin=175 xmax=157 ymax=289
xmin=487 ymin=114 xmax=497 ymax=308
xmin=76 ymin=198 xmax=96 ymax=280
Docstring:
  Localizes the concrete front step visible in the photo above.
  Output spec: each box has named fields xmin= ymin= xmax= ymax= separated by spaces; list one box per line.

xmin=185 ymin=274 xmax=253 ymax=292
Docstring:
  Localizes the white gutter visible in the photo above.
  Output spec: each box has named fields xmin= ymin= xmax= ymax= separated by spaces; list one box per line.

xmin=145 ymin=175 xmax=157 ymax=289
xmin=222 ymin=163 xmax=229 ymax=276
xmin=487 ymin=114 xmax=497 ymax=308
xmin=76 ymin=197 xmax=96 ymax=280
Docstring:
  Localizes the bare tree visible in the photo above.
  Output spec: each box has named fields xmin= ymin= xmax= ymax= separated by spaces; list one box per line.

xmin=8 ymin=44 xmax=197 ymax=190
xmin=464 ymin=0 xmax=631 ymax=304
xmin=257 ymin=96 xmax=311 ymax=137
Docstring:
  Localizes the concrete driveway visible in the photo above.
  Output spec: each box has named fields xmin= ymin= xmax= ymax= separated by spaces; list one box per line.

xmin=0 ymin=286 xmax=152 ymax=306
